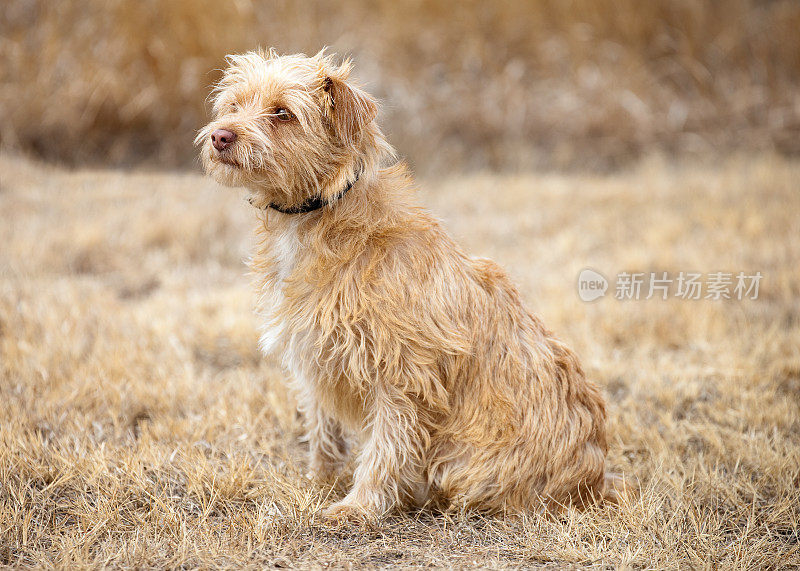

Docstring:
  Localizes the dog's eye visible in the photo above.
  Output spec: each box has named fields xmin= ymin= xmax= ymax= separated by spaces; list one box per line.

xmin=229 ymin=102 xmax=238 ymax=112
xmin=274 ymin=108 xmax=293 ymax=122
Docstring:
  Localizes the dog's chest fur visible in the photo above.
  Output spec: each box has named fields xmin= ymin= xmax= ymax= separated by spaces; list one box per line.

xmin=255 ymin=216 xmax=302 ymax=357
xmin=252 ymin=215 xmax=368 ymax=427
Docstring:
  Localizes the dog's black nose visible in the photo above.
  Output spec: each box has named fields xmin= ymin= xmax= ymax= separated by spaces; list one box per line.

xmin=211 ymin=129 xmax=236 ymax=151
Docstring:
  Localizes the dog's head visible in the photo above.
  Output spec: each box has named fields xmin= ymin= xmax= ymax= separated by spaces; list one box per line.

xmin=197 ymin=49 xmax=387 ymax=208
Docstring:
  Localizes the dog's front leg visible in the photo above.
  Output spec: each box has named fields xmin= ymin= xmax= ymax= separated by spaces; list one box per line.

xmin=323 ymin=383 xmax=427 ymax=522
xmin=307 ymin=408 xmax=348 ymax=483
xmin=297 ymin=389 xmax=348 ymax=483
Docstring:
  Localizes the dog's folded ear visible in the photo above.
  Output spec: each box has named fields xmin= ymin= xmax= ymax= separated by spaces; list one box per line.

xmin=321 ymin=71 xmax=377 ymax=146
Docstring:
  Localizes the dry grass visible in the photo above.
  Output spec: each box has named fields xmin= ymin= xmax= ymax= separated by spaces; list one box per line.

xmin=1 ymin=151 xmax=798 ymax=567
xmin=2 ymin=0 xmax=800 ymax=171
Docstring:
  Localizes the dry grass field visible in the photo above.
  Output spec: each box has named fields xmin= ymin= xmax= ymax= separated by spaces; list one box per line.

xmin=1 ymin=151 xmax=798 ymax=568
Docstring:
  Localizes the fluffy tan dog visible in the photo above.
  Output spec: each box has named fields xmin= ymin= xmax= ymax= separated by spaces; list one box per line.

xmin=197 ymin=49 xmax=616 ymax=521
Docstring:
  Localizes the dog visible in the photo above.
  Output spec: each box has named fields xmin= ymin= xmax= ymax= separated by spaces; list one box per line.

xmin=197 ymin=49 xmax=617 ymax=521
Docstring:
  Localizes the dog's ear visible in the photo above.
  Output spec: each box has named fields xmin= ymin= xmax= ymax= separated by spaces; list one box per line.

xmin=321 ymin=72 xmax=377 ymax=146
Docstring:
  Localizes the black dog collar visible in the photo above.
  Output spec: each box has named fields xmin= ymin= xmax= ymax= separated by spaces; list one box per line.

xmin=262 ymin=169 xmax=361 ymax=214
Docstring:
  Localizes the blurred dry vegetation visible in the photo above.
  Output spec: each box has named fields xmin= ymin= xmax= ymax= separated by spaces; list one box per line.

xmin=2 ymin=0 xmax=800 ymax=171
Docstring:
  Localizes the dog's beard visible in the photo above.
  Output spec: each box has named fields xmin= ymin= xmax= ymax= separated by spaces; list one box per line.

xmin=200 ymin=143 xmax=311 ymax=211
xmin=202 ymin=150 xmax=246 ymax=187
xmin=201 ymin=140 xmax=268 ymax=189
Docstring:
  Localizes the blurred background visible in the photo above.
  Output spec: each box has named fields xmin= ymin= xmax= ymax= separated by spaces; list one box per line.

xmin=2 ymin=0 xmax=799 ymax=173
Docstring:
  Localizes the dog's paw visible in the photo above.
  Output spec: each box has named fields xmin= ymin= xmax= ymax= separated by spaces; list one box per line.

xmin=320 ymin=501 xmax=379 ymax=527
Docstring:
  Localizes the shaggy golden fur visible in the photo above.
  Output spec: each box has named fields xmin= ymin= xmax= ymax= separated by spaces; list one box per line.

xmin=197 ymin=49 xmax=615 ymax=521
